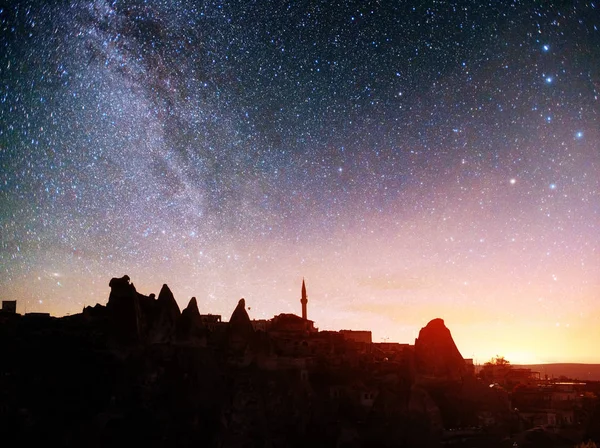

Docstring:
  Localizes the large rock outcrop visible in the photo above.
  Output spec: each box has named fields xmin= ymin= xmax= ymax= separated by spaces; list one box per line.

xmin=2 ymin=275 xmax=514 ymax=447
xmin=106 ymin=275 xmax=145 ymax=342
xmin=178 ymin=297 xmax=206 ymax=344
xmin=149 ymin=284 xmax=181 ymax=343
xmin=227 ymin=298 xmax=254 ymax=355
xmin=414 ymin=318 xmax=466 ymax=381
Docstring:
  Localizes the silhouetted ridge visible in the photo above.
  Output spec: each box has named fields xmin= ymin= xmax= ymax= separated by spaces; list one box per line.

xmin=4 ymin=275 xmax=572 ymax=447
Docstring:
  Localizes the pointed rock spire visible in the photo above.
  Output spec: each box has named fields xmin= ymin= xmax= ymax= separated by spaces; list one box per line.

xmin=184 ymin=296 xmax=200 ymax=316
xmin=229 ymin=298 xmax=251 ymax=326
xmin=181 ymin=296 xmax=202 ymax=328
xmin=149 ymin=284 xmax=181 ymax=343
xmin=227 ymin=298 xmax=254 ymax=353
xmin=157 ymin=284 xmax=181 ymax=315
xmin=178 ymin=297 xmax=205 ymax=342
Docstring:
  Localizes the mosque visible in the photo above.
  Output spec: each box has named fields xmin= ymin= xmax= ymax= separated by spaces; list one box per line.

xmin=251 ymin=279 xmax=318 ymax=335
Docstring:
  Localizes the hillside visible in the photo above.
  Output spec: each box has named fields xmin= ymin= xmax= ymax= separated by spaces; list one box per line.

xmin=514 ymin=364 xmax=600 ymax=382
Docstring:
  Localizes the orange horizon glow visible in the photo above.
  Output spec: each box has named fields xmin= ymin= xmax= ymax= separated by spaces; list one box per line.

xmin=8 ymin=261 xmax=599 ymax=365
xmin=1 ymin=1 xmax=599 ymax=367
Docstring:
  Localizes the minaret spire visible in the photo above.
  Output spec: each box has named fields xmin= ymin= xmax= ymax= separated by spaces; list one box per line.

xmin=301 ymin=278 xmax=308 ymax=320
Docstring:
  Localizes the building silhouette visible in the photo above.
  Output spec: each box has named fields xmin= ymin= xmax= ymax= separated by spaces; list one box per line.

xmin=2 ymin=300 xmax=16 ymax=314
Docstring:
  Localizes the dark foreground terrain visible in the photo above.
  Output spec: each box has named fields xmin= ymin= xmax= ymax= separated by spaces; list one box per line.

xmin=1 ymin=276 xmax=599 ymax=447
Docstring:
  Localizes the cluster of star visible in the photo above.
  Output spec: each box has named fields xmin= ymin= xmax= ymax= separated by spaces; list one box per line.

xmin=0 ymin=0 xmax=598 ymax=362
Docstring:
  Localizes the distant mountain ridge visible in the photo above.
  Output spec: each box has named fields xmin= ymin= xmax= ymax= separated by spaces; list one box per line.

xmin=513 ymin=363 xmax=600 ymax=382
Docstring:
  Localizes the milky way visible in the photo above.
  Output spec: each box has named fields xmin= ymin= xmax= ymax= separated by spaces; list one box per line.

xmin=1 ymin=0 xmax=599 ymax=363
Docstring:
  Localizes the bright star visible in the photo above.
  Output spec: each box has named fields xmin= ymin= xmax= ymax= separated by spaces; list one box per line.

xmin=510 ymin=178 xmax=516 ymax=185
xmin=575 ymin=131 xmax=584 ymax=139
xmin=545 ymin=76 xmax=553 ymax=84
xmin=549 ymin=183 xmax=557 ymax=190
xmin=543 ymin=44 xmax=550 ymax=52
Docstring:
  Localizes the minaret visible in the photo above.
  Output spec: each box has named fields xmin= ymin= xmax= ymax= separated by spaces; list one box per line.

xmin=301 ymin=278 xmax=308 ymax=320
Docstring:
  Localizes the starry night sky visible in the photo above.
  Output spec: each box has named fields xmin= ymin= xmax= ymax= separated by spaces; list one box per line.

xmin=1 ymin=0 xmax=599 ymax=363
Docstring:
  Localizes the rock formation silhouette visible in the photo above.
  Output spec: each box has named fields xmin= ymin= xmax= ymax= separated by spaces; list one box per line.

xmin=106 ymin=275 xmax=145 ymax=342
xmin=415 ymin=318 xmax=466 ymax=380
xmin=1 ymin=277 xmax=547 ymax=448
xmin=149 ymin=284 xmax=181 ymax=343
xmin=227 ymin=298 xmax=254 ymax=356
xmin=178 ymin=297 xmax=206 ymax=344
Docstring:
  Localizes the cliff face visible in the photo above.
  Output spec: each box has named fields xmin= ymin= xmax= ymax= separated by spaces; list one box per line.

xmin=414 ymin=318 xmax=466 ymax=381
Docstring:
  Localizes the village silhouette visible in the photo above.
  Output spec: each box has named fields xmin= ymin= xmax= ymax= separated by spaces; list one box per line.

xmin=1 ymin=276 xmax=600 ymax=447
